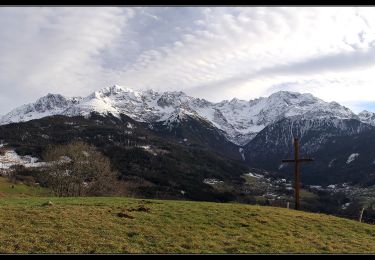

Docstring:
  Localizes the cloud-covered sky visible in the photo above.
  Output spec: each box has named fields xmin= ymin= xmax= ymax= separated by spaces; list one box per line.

xmin=1 ymin=6 xmax=375 ymax=114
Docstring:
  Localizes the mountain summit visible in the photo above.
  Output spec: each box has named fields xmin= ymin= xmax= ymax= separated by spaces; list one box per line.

xmin=0 ymin=86 xmax=364 ymax=145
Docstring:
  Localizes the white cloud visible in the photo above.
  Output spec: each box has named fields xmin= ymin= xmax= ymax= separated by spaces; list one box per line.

xmin=1 ymin=7 xmax=375 ymax=114
xmin=0 ymin=7 xmax=134 ymax=110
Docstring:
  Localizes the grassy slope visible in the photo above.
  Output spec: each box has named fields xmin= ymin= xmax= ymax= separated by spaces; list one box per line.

xmin=1 ymin=177 xmax=375 ymax=254
xmin=0 ymin=177 xmax=50 ymax=198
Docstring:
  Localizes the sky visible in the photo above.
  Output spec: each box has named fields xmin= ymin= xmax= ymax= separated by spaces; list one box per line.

xmin=1 ymin=6 xmax=375 ymax=114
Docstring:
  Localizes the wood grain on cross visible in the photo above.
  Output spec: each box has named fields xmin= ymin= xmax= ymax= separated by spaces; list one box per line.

xmin=282 ymin=138 xmax=313 ymax=210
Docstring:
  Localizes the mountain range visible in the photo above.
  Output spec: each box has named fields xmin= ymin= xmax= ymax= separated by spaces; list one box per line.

xmin=2 ymin=85 xmax=374 ymax=145
xmin=2 ymin=85 xmax=375 ymax=189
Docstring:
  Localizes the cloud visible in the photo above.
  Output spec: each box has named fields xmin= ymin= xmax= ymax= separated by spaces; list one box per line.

xmin=258 ymin=46 xmax=375 ymax=76
xmin=2 ymin=7 xmax=375 ymax=114
xmin=114 ymin=7 xmax=375 ymax=104
xmin=0 ymin=7 xmax=134 ymax=111
xmin=186 ymin=45 xmax=375 ymax=100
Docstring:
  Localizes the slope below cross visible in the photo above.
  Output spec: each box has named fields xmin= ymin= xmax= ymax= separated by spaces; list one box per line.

xmin=282 ymin=138 xmax=314 ymax=210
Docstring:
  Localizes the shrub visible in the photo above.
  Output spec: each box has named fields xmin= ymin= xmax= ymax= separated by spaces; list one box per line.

xmin=43 ymin=141 xmax=119 ymax=197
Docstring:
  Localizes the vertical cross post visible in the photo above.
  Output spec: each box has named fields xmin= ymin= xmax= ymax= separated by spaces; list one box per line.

xmin=282 ymin=138 xmax=313 ymax=210
xmin=294 ymin=138 xmax=300 ymax=210
xmin=359 ymin=207 xmax=365 ymax=223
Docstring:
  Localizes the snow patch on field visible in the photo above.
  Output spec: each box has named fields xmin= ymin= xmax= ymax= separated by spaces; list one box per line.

xmin=310 ymin=185 xmax=323 ymax=190
xmin=342 ymin=202 xmax=351 ymax=210
xmin=139 ymin=145 xmax=158 ymax=156
xmin=245 ymin=172 xmax=264 ymax=179
xmin=0 ymin=150 xmax=44 ymax=169
xmin=203 ymin=178 xmax=224 ymax=185
xmin=346 ymin=153 xmax=359 ymax=164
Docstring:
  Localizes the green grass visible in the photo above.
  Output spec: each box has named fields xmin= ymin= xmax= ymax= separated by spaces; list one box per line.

xmin=299 ymin=189 xmax=319 ymax=200
xmin=1 ymin=196 xmax=375 ymax=254
xmin=0 ymin=177 xmax=50 ymax=198
xmin=1 ymin=177 xmax=375 ymax=254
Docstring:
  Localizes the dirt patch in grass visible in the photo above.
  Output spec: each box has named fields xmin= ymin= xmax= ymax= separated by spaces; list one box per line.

xmin=117 ymin=212 xmax=134 ymax=219
xmin=128 ymin=205 xmax=151 ymax=213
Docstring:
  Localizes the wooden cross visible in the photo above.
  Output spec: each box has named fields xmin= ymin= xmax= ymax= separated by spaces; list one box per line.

xmin=282 ymin=138 xmax=313 ymax=210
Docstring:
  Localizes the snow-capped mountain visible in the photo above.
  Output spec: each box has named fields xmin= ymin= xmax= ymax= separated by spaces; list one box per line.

xmin=211 ymin=91 xmax=357 ymax=144
xmin=0 ymin=85 xmax=365 ymax=145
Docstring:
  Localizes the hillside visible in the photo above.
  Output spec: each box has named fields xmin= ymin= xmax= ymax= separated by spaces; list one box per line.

xmin=0 ymin=177 xmax=375 ymax=254
xmin=244 ymin=116 xmax=375 ymax=185
xmin=0 ymin=114 xmax=249 ymax=202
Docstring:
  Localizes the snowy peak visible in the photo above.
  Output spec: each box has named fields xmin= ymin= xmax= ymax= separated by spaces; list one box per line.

xmin=35 ymin=94 xmax=69 ymax=110
xmin=359 ymin=110 xmax=372 ymax=117
xmin=268 ymin=90 xmax=314 ymax=101
xmin=162 ymin=108 xmax=199 ymax=127
xmin=87 ymin=85 xmax=142 ymax=102
xmin=156 ymin=91 xmax=191 ymax=108
xmin=266 ymin=91 xmax=320 ymax=108
xmin=265 ymin=91 xmax=354 ymax=119
xmin=358 ymin=110 xmax=375 ymax=126
xmin=33 ymin=93 xmax=80 ymax=112
xmin=0 ymin=93 xmax=80 ymax=125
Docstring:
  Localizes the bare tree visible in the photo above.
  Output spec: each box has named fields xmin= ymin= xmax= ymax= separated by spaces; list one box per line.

xmin=43 ymin=141 xmax=119 ymax=197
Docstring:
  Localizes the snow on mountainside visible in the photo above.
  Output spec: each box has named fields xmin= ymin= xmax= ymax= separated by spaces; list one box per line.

xmin=0 ymin=85 xmax=365 ymax=145
xmin=0 ymin=94 xmax=82 ymax=124
xmin=346 ymin=153 xmax=360 ymax=164
xmin=358 ymin=110 xmax=375 ymax=126
xmin=211 ymin=91 xmax=357 ymax=144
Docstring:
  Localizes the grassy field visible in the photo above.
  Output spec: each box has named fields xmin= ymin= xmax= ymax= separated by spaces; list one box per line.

xmin=0 ymin=177 xmax=50 ymax=198
xmin=1 ymin=177 xmax=375 ymax=254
